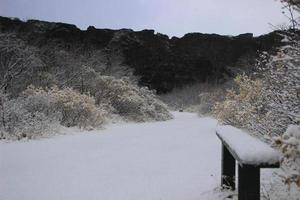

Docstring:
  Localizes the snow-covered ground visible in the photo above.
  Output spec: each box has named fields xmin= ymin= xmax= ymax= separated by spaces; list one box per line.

xmin=0 ymin=112 xmax=290 ymax=200
xmin=0 ymin=112 xmax=225 ymax=200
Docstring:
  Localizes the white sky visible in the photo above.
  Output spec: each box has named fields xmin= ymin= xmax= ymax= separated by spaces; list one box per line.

xmin=0 ymin=0 xmax=289 ymax=37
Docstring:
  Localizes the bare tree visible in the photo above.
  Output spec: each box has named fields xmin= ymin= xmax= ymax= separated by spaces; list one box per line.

xmin=281 ymin=0 xmax=300 ymax=10
xmin=0 ymin=33 xmax=43 ymax=94
xmin=280 ymin=0 xmax=300 ymax=29
xmin=0 ymin=90 xmax=7 ymax=129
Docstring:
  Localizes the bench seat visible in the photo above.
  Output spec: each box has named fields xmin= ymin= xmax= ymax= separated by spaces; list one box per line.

xmin=216 ymin=125 xmax=280 ymax=167
xmin=216 ymin=125 xmax=281 ymax=200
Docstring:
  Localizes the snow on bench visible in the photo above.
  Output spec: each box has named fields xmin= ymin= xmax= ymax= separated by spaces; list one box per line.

xmin=216 ymin=125 xmax=280 ymax=167
xmin=216 ymin=125 xmax=281 ymax=200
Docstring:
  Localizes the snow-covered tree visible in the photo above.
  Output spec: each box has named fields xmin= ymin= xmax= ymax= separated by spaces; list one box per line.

xmin=0 ymin=33 xmax=44 ymax=95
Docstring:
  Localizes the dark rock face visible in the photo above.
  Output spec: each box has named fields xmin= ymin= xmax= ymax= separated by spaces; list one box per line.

xmin=115 ymin=30 xmax=283 ymax=92
xmin=0 ymin=16 xmax=283 ymax=93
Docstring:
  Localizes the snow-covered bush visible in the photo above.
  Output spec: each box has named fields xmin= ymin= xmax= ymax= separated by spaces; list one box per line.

xmin=197 ymin=87 xmax=228 ymax=114
xmin=274 ymin=125 xmax=300 ymax=189
xmin=0 ymin=90 xmax=57 ymax=140
xmin=23 ymin=86 xmax=107 ymax=128
xmin=214 ymin=33 xmax=299 ymax=137
xmin=159 ymin=82 xmax=228 ymax=113
xmin=159 ymin=83 xmax=206 ymax=111
xmin=213 ymin=75 xmax=265 ymax=130
xmin=0 ymin=86 xmax=107 ymax=140
xmin=91 ymin=76 xmax=172 ymax=122
xmin=0 ymin=72 xmax=172 ymax=140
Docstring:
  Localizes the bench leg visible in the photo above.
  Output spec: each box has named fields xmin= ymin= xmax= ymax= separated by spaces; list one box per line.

xmin=221 ymin=144 xmax=235 ymax=190
xmin=238 ymin=165 xmax=260 ymax=200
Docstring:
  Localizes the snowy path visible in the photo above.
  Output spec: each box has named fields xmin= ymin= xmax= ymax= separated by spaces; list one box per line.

xmin=0 ymin=112 xmax=223 ymax=200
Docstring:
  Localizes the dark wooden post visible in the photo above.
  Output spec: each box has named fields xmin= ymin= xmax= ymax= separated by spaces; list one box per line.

xmin=238 ymin=165 xmax=260 ymax=200
xmin=221 ymin=144 xmax=236 ymax=190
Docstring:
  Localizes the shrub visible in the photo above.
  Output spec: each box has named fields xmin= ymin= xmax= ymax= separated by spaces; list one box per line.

xmin=91 ymin=76 xmax=172 ymax=122
xmin=273 ymin=125 xmax=300 ymax=189
xmin=213 ymin=75 xmax=265 ymax=132
xmin=159 ymin=83 xmax=205 ymax=111
xmin=213 ymin=34 xmax=299 ymax=137
xmin=159 ymin=82 xmax=229 ymax=113
xmin=23 ymin=86 xmax=107 ymax=128
xmin=0 ymin=86 xmax=107 ymax=140
xmin=0 ymin=90 xmax=57 ymax=140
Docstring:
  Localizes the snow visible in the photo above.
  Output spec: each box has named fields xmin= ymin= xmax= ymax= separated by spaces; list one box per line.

xmin=284 ymin=124 xmax=300 ymax=139
xmin=1 ymin=112 xmax=293 ymax=200
xmin=280 ymin=34 xmax=291 ymax=43
xmin=216 ymin=125 xmax=280 ymax=166
xmin=0 ymin=112 xmax=226 ymax=200
xmin=270 ymin=54 xmax=293 ymax=62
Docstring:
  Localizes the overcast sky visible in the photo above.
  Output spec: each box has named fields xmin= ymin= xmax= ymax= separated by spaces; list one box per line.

xmin=0 ymin=0 xmax=288 ymax=37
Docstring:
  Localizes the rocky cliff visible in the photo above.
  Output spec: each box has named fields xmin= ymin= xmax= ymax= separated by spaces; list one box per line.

xmin=0 ymin=16 xmax=283 ymax=93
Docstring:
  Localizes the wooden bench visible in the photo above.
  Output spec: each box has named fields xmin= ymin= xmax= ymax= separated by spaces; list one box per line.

xmin=216 ymin=125 xmax=280 ymax=200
